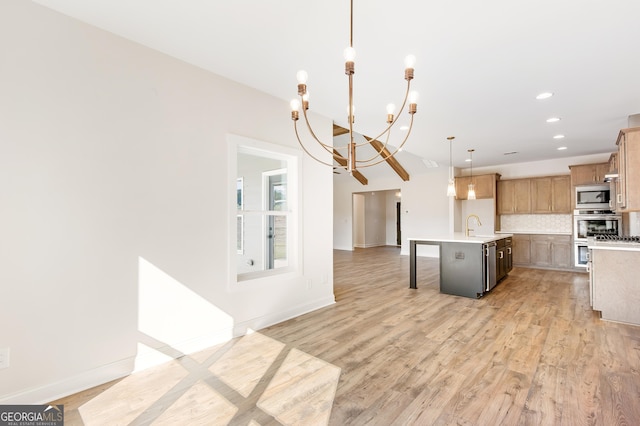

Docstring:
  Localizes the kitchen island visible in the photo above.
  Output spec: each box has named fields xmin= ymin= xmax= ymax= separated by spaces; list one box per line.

xmin=588 ymin=237 xmax=640 ymax=326
xmin=409 ymin=233 xmax=513 ymax=298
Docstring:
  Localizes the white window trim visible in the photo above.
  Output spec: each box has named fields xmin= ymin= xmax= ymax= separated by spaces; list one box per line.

xmin=227 ymin=134 xmax=302 ymax=290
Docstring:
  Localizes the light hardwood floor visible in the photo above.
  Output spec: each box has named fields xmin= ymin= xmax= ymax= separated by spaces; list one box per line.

xmin=53 ymin=247 xmax=640 ymax=425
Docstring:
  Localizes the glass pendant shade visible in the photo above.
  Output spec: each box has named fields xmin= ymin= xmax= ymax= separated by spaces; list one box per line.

xmin=466 ymin=148 xmax=475 ymax=200
xmin=446 ymin=137 xmax=456 ymax=197
xmin=447 ymin=178 xmax=456 ymax=197
xmin=467 ymin=183 xmax=476 ymax=200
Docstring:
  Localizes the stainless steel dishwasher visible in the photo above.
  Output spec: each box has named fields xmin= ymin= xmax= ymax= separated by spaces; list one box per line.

xmin=483 ymin=241 xmax=497 ymax=292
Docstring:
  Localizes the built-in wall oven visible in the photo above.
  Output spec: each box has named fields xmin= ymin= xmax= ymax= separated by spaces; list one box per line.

xmin=573 ymin=210 xmax=621 ymax=267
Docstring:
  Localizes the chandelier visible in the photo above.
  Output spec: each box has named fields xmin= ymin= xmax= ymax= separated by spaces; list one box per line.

xmin=289 ymin=0 xmax=418 ymax=174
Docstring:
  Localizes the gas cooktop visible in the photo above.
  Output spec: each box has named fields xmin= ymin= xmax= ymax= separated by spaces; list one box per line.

xmin=594 ymin=235 xmax=640 ymax=242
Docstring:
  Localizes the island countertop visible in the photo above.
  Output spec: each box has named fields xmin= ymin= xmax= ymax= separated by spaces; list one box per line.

xmin=408 ymin=233 xmax=513 ymax=244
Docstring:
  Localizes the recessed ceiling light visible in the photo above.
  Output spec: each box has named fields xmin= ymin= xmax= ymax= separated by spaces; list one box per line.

xmin=553 ymin=134 xmax=565 ymax=139
xmin=536 ymin=92 xmax=553 ymax=100
xmin=400 ymin=125 xmax=409 ymax=131
xmin=557 ymin=146 xmax=568 ymax=150
xmin=546 ymin=117 xmax=561 ymax=123
xmin=465 ymin=158 xmax=472 ymax=162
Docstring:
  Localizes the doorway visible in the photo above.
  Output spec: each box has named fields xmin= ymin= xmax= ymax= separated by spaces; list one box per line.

xmin=351 ymin=190 xmax=402 ymax=249
xmin=396 ymin=201 xmax=401 ymax=246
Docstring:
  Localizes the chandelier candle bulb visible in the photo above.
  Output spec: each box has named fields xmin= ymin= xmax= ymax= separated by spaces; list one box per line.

xmin=386 ymin=103 xmax=396 ymax=114
xmin=302 ymin=92 xmax=309 ymax=110
xmin=386 ymin=103 xmax=396 ymax=123
xmin=404 ymin=55 xmax=416 ymax=80
xmin=404 ymin=55 xmax=416 ymax=68
xmin=343 ymin=47 xmax=356 ymax=61
xmin=408 ymin=92 xmax=418 ymax=114
xmin=296 ymin=70 xmax=308 ymax=84
xmin=290 ymin=99 xmax=300 ymax=121
xmin=347 ymin=105 xmax=355 ymax=123
xmin=296 ymin=70 xmax=308 ymax=95
xmin=344 ymin=47 xmax=356 ymax=74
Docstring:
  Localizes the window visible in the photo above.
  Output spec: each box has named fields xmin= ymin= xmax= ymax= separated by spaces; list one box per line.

xmin=229 ymin=135 xmax=300 ymax=282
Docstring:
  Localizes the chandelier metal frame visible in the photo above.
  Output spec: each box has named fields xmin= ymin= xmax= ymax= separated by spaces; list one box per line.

xmin=290 ymin=0 xmax=418 ymax=174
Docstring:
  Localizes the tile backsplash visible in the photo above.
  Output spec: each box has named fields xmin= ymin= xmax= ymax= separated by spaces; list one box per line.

xmin=500 ymin=214 xmax=572 ymax=234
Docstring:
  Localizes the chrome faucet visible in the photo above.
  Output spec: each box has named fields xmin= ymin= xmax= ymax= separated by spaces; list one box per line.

xmin=465 ymin=214 xmax=482 ymax=236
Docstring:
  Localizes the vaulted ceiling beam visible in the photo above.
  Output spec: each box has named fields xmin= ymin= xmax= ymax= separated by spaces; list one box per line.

xmin=333 ymin=124 xmax=410 ymax=182
xmin=364 ymin=136 xmax=410 ymax=182
xmin=333 ymin=149 xmax=368 ymax=185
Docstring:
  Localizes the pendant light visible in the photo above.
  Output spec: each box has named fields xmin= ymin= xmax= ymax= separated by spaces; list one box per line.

xmin=467 ymin=149 xmax=476 ymax=200
xmin=446 ymin=137 xmax=456 ymax=197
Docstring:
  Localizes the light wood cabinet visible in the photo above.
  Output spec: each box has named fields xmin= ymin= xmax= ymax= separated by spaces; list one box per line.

xmin=615 ymin=127 xmax=640 ymax=212
xmin=552 ymin=176 xmax=572 ymax=213
xmin=608 ymin=152 xmax=617 ymax=173
xmin=530 ymin=236 xmax=552 ymax=266
xmin=512 ymin=234 xmax=531 ymax=264
xmin=530 ymin=235 xmax=572 ymax=269
xmin=552 ymin=237 xmax=572 ymax=269
xmin=497 ymin=179 xmax=531 ymax=214
xmin=608 ymin=153 xmax=618 ymax=213
xmin=455 ymin=174 xmax=499 ymax=200
xmin=498 ymin=175 xmax=569 ymax=215
xmin=512 ymin=234 xmax=572 ymax=270
xmin=590 ymin=248 xmax=640 ymax=325
xmin=530 ymin=176 xmax=571 ymax=213
xmin=569 ymin=162 xmax=609 ymax=186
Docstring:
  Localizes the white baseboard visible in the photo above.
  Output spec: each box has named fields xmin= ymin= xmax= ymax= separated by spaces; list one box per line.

xmin=233 ymin=296 xmax=336 ymax=336
xmin=0 ymin=358 xmax=133 ymax=405
xmin=353 ymin=243 xmax=386 ymax=249
xmin=0 ymin=296 xmax=335 ymax=405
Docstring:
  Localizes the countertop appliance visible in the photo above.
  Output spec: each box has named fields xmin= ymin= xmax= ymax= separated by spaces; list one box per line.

xmin=575 ymin=184 xmax=611 ymax=210
xmin=594 ymin=235 xmax=640 ymax=242
xmin=573 ymin=209 xmax=621 ymax=267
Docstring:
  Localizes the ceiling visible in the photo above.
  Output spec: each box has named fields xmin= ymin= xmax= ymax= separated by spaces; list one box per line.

xmin=34 ymin=0 xmax=640 ymax=171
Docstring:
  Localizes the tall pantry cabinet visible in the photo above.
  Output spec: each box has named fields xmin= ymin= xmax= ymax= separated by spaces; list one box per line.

xmin=615 ymin=127 xmax=640 ymax=212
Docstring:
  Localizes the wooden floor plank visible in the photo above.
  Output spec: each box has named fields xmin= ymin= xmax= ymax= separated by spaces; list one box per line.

xmin=51 ymin=247 xmax=640 ymax=425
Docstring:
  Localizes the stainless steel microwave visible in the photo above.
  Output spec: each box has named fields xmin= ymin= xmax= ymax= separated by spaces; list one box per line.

xmin=575 ymin=184 xmax=611 ymax=210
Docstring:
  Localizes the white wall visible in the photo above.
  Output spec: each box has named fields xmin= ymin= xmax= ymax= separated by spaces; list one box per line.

xmin=460 ymin=199 xmax=495 ymax=235
xmin=353 ymin=194 xmax=365 ymax=247
xmin=363 ymin=192 xmax=387 ymax=248
xmin=0 ymin=1 xmax=334 ymax=403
